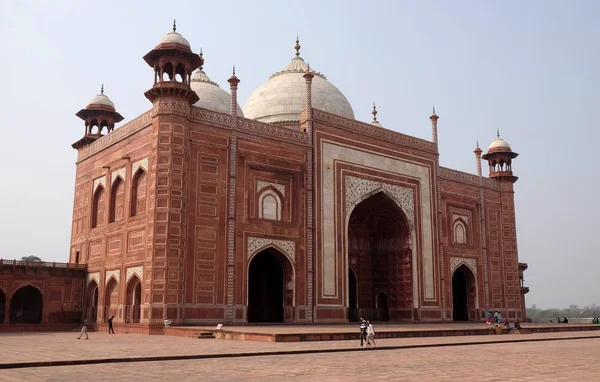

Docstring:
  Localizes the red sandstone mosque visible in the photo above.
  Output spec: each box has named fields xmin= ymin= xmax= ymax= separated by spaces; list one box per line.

xmin=0 ymin=23 xmax=529 ymax=331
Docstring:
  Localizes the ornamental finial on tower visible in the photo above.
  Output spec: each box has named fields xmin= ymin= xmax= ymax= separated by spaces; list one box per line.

xmin=497 ymin=129 xmax=500 ymax=138
xmin=372 ymin=103 xmax=378 ymax=122
xmin=101 ymin=84 xmax=104 ymax=94
xmin=474 ymin=140 xmax=482 ymax=155
xmin=232 ymin=65 xmax=235 ymax=75
xmin=295 ymin=36 xmax=301 ymax=57
xmin=173 ymin=19 xmax=177 ymax=32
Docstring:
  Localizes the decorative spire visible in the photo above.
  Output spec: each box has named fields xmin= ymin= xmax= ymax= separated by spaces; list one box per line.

xmin=228 ymin=65 xmax=240 ymax=87
xmin=372 ymin=103 xmax=378 ymax=122
xmin=477 ymin=140 xmax=480 ymax=148
xmin=198 ymin=48 xmax=204 ymax=70
xmin=100 ymin=84 xmax=104 ymax=94
xmin=173 ymin=19 xmax=177 ymax=32
xmin=295 ymin=36 xmax=301 ymax=57
xmin=433 ymin=106 xmax=436 ymax=114
xmin=497 ymin=129 xmax=500 ymax=138
xmin=232 ymin=65 xmax=236 ymax=75
xmin=474 ymin=140 xmax=482 ymax=154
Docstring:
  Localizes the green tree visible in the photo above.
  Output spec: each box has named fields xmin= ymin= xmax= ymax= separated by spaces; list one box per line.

xmin=21 ymin=255 xmax=41 ymax=261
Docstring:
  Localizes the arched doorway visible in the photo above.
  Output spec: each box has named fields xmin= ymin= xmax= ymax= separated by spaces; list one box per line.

xmin=126 ymin=276 xmax=142 ymax=323
xmin=376 ymin=291 xmax=390 ymax=322
xmin=248 ymin=248 xmax=293 ymax=323
xmin=348 ymin=268 xmax=358 ymax=322
xmin=0 ymin=288 xmax=6 ymax=324
xmin=105 ymin=278 xmax=119 ymax=321
xmin=87 ymin=281 xmax=99 ymax=322
xmin=452 ymin=265 xmax=476 ymax=321
xmin=348 ymin=191 xmax=412 ymax=321
xmin=10 ymin=285 xmax=43 ymax=324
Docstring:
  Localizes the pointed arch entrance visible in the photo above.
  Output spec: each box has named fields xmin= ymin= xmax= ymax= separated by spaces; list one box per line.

xmin=452 ymin=264 xmax=476 ymax=321
xmin=87 ymin=281 xmax=99 ymax=322
xmin=105 ymin=277 xmax=119 ymax=321
xmin=347 ymin=191 xmax=412 ymax=321
xmin=125 ymin=276 xmax=142 ymax=323
xmin=0 ymin=288 xmax=6 ymax=324
xmin=10 ymin=285 xmax=43 ymax=324
xmin=247 ymin=247 xmax=294 ymax=323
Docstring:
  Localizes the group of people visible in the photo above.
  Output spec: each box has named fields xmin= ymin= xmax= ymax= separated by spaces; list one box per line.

xmin=486 ymin=311 xmax=523 ymax=331
xmin=76 ymin=315 xmax=116 ymax=340
xmin=359 ymin=316 xmax=376 ymax=347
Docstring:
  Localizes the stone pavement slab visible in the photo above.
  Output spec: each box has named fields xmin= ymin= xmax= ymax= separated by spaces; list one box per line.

xmin=0 ymin=330 xmax=598 ymax=368
xmin=0 ymin=337 xmax=598 ymax=381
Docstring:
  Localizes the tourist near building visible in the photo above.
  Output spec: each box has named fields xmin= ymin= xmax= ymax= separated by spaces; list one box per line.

xmin=0 ymin=23 xmax=529 ymax=332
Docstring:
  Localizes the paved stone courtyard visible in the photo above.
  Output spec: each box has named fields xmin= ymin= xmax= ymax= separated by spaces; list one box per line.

xmin=0 ymin=331 xmax=599 ymax=381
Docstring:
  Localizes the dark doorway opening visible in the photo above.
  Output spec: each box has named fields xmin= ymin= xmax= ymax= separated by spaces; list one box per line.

xmin=347 ymin=191 xmax=412 ymax=321
xmin=126 ymin=277 xmax=142 ymax=323
xmin=452 ymin=268 xmax=469 ymax=321
xmin=348 ymin=268 xmax=358 ymax=322
xmin=87 ymin=281 xmax=99 ymax=322
xmin=376 ymin=292 xmax=389 ymax=321
xmin=248 ymin=249 xmax=285 ymax=323
xmin=10 ymin=285 xmax=43 ymax=324
xmin=0 ymin=289 xmax=5 ymax=324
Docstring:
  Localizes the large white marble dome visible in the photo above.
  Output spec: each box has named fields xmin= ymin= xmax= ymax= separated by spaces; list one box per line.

xmin=243 ymin=43 xmax=355 ymax=123
xmin=191 ymin=67 xmax=244 ymax=116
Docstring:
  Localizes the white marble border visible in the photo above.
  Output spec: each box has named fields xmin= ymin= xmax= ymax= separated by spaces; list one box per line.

xmin=126 ymin=266 xmax=143 ymax=283
xmin=247 ymin=236 xmax=296 ymax=264
xmin=256 ymin=181 xmax=286 ymax=195
xmin=105 ymin=269 xmax=121 ymax=284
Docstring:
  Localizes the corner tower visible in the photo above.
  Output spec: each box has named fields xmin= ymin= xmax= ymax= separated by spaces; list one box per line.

xmin=72 ymin=85 xmax=124 ymax=149
xmin=142 ymin=21 xmax=202 ymax=325
xmin=481 ymin=130 xmax=518 ymax=183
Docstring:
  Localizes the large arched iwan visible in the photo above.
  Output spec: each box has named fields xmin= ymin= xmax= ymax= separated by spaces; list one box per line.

xmin=87 ymin=280 xmax=99 ymax=322
xmin=452 ymin=264 xmax=477 ymax=321
xmin=347 ymin=191 xmax=412 ymax=321
xmin=126 ymin=275 xmax=142 ymax=323
xmin=10 ymin=285 xmax=43 ymax=324
xmin=247 ymin=247 xmax=294 ymax=323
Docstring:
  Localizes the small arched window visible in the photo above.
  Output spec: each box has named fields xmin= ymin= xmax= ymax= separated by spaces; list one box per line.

xmin=258 ymin=189 xmax=282 ymax=221
xmin=130 ymin=169 xmax=147 ymax=217
xmin=109 ymin=177 xmax=125 ymax=223
xmin=91 ymin=186 xmax=106 ymax=228
xmin=453 ymin=220 xmax=467 ymax=244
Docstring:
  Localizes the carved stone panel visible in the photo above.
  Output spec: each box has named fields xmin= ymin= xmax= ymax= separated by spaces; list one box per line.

xmin=450 ymin=257 xmax=477 ymax=276
xmin=105 ymin=269 xmax=121 ymax=284
xmin=87 ymin=272 xmax=100 ymax=285
xmin=257 ymin=181 xmax=286 ymax=195
xmin=93 ymin=176 xmax=106 ymax=192
xmin=132 ymin=158 xmax=148 ymax=175
xmin=345 ymin=176 xmax=414 ymax=225
xmin=111 ymin=167 xmax=126 ymax=183
xmin=247 ymin=236 xmax=296 ymax=264
xmin=126 ymin=266 xmax=143 ymax=283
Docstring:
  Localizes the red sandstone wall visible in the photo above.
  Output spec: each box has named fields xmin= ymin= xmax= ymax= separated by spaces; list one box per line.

xmin=0 ymin=265 xmax=86 ymax=326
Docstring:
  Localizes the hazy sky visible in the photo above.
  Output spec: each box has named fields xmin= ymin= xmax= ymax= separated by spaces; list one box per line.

xmin=0 ymin=0 xmax=598 ymax=309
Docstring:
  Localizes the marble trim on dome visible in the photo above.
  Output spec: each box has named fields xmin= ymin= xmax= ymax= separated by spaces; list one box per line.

xmin=105 ymin=269 xmax=120 ymax=284
xmin=126 ymin=266 xmax=143 ymax=283
xmin=111 ymin=167 xmax=126 ymax=183
xmin=247 ymin=236 xmax=296 ymax=265
xmin=256 ymin=181 xmax=286 ymax=195
xmin=93 ymin=176 xmax=106 ymax=192
xmin=132 ymin=158 xmax=148 ymax=175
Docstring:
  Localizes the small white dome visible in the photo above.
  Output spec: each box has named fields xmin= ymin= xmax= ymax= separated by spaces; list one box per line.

xmin=158 ymin=31 xmax=191 ymax=50
xmin=88 ymin=92 xmax=115 ymax=109
xmin=243 ymin=55 xmax=354 ymax=123
xmin=488 ymin=137 xmax=511 ymax=151
xmin=191 ymin=69 xmax=243 ymax=116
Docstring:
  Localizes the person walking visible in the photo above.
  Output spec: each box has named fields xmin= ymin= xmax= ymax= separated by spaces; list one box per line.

xmin=108 ymin=316 xmax=115 ymax=334
xmin=366 ymin=320 xmax=376 ymax=347
xmin=359 ymin=316 xmax=367 ymax=347
xmin=77 ymin=319 xmax=89 ymax=340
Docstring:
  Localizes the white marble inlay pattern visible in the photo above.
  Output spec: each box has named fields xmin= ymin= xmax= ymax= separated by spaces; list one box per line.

xmin=132 ymin=158 xmax=148 ymax=175
xmin=345 ymin=176 xmax=414 ymax=225
xmin=247 ymin=236 xmax=295 ymax=264
xmin=450 ymin=257 xmax=477 ymax=276
xmin=93 ymin=176 xmax=106 ymax=192
xmin=257 ymin=181 xmax=286 ymax=195
xmin=111 ymin=167 xmax=126 ymax=183
xmin=105 ymin=269 xmax=120 ymax=284
xmin=87 ymin=272 xmax=100 ymax=285
xmin=126 ymin=266 xmax=143 ymax=283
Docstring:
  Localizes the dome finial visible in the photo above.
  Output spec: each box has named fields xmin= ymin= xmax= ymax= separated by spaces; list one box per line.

xmin=232 ymin=65 xmax=236 ymax=75
xmin=433 ymin=106 xmax=436 ymax=114
xmin=477 ymin=140 xmax=480 ymax=148
xmin=497 ymin=129 xmax=500 ymax=138
xmin=173 ymin=19 xmax=177 ymax=32
xmin=295 ymin=36 xmax=301 ymax=57
xmin=372 ymin=102 xmax=378 ymax=122
xmin=101 ymin=84 xmax=104 ymax=94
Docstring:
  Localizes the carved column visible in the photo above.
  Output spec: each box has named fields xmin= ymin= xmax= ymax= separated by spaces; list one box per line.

xmin=226 ymin=70 xmax=240 ymax=321
xmin=475 ymin=144 xmax=490 ymax=311
xmin=303 ymin=68 xmax=315 ymax=321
